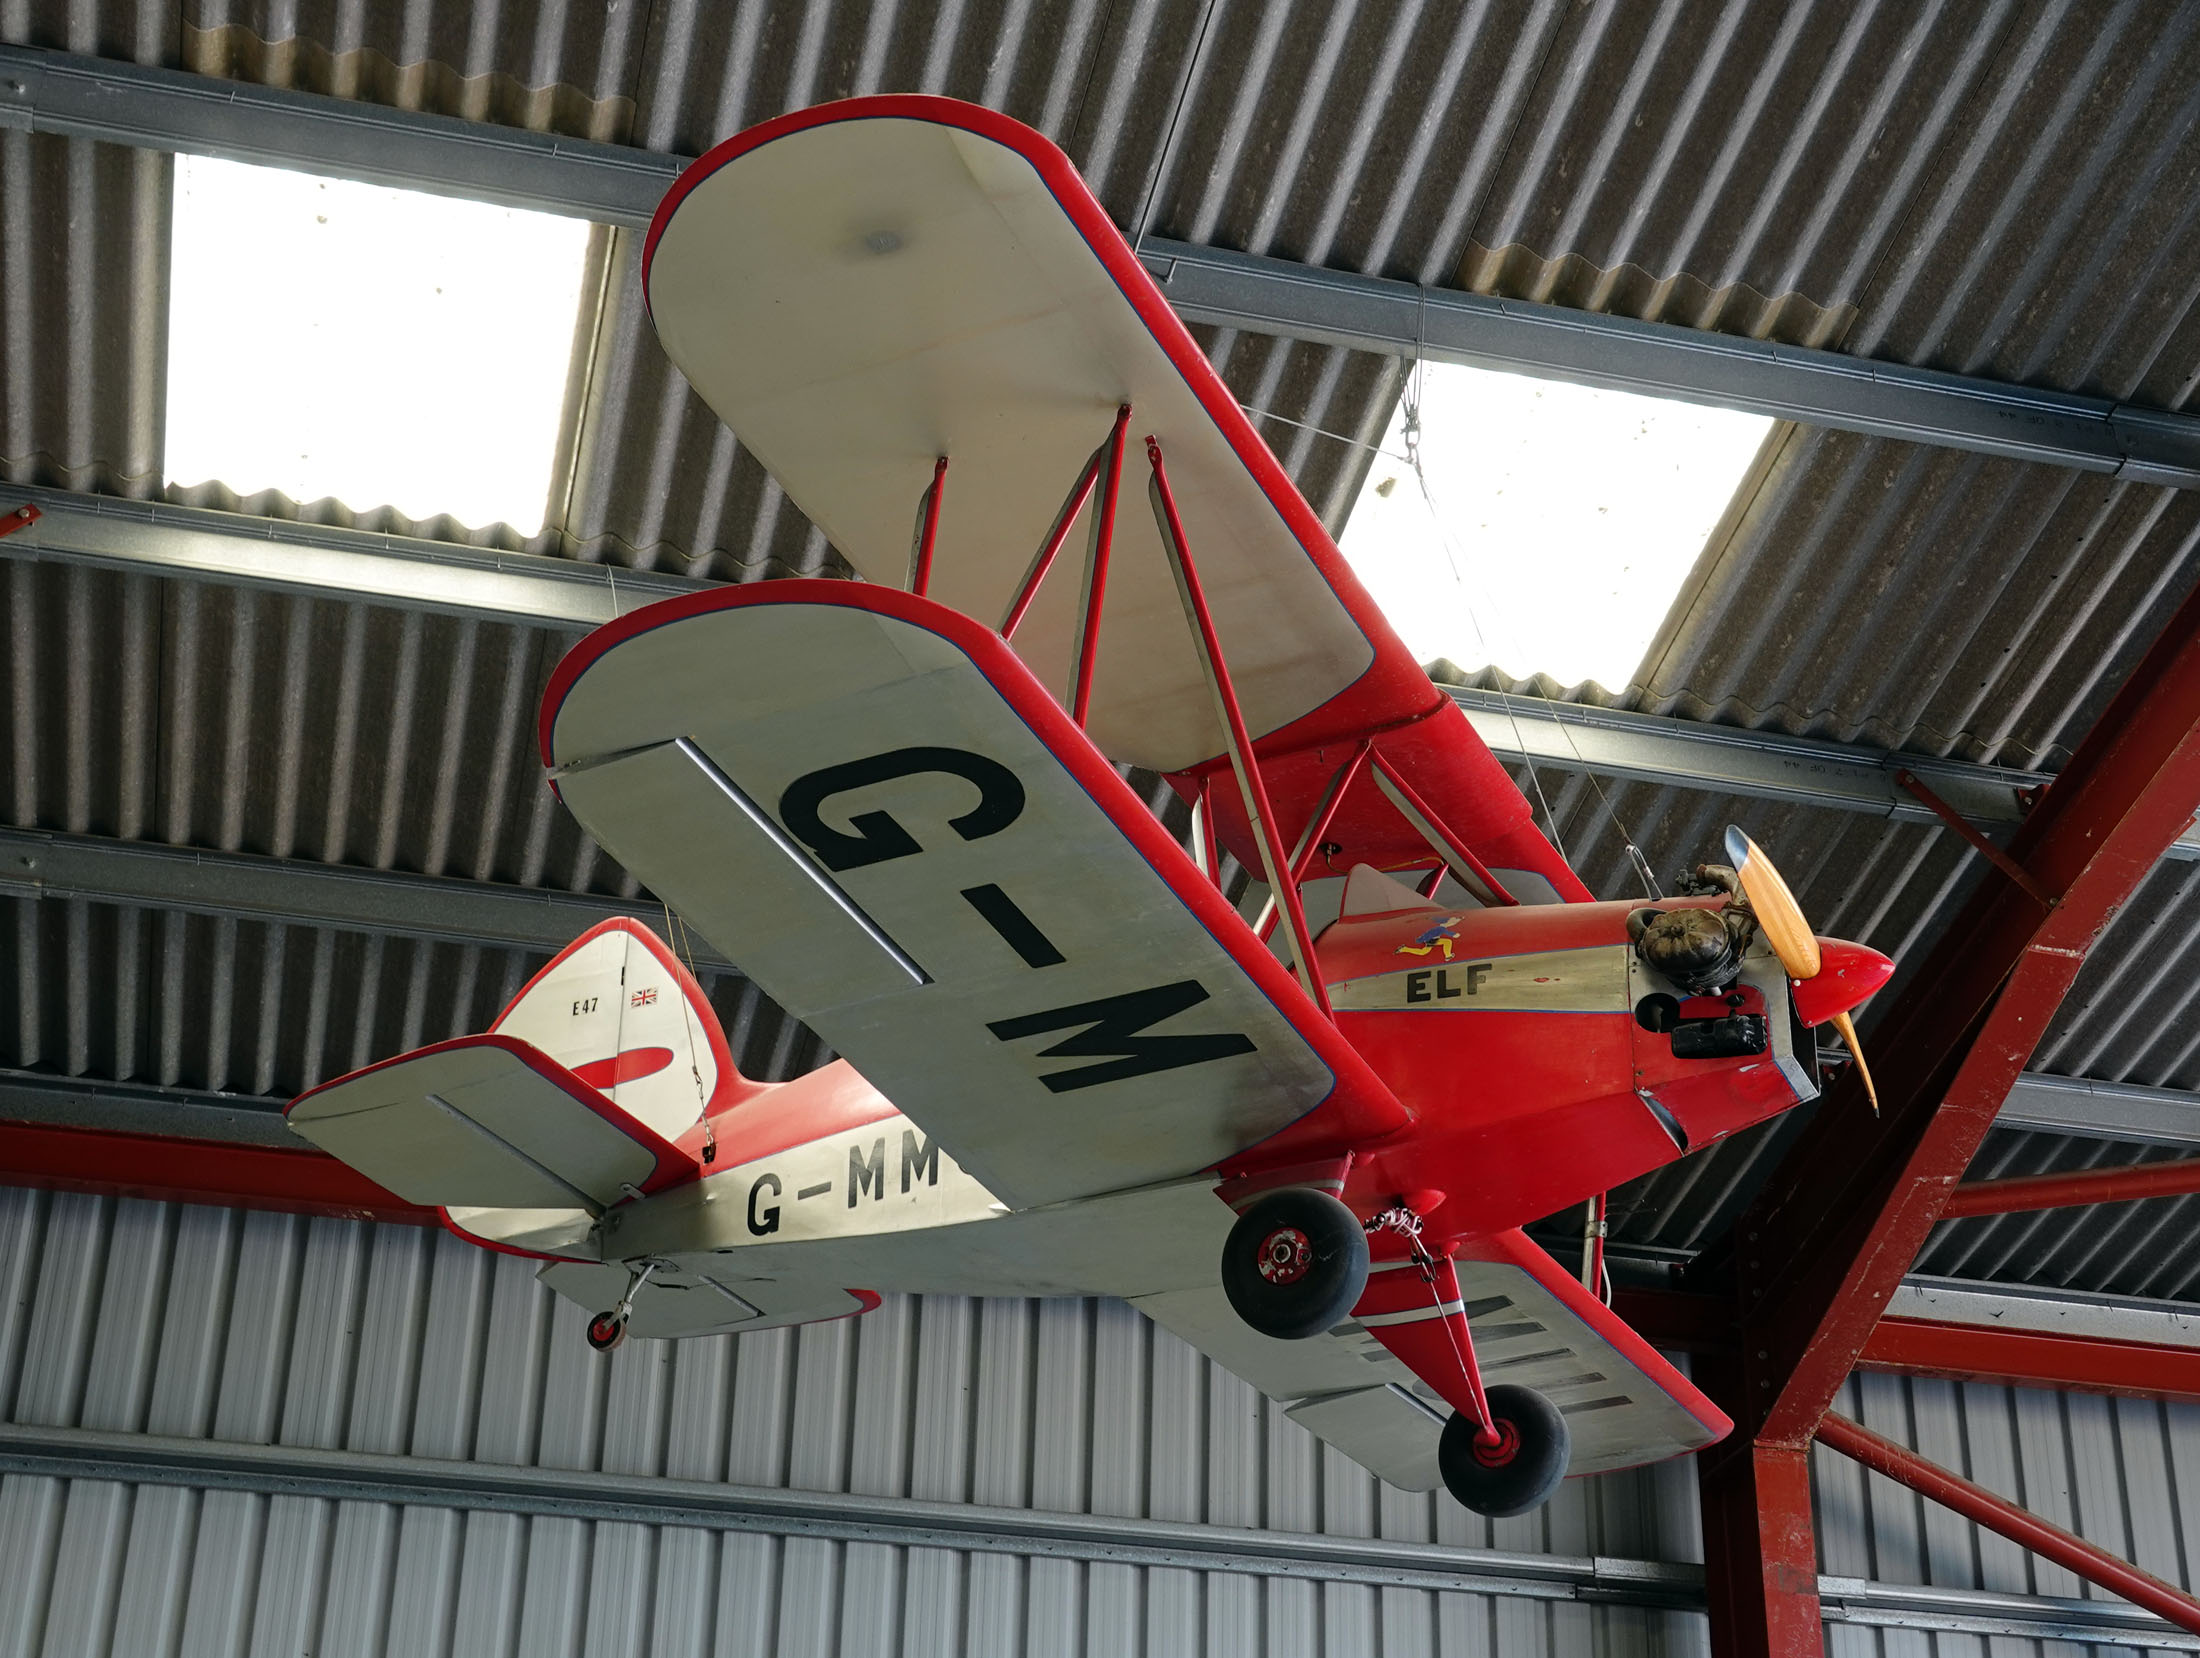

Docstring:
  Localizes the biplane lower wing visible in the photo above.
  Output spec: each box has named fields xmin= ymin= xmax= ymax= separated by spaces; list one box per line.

xmin=286 ymin=1035 xmax=691 ymax=1213
xmin=541 ymin=582 xmax=1410 ymax=1211
xmin=1137 ymin=1227 xmax=1728 ymax=1485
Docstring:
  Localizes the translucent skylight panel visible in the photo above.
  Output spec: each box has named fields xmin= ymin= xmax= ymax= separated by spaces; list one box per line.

xmin=1338 ymin=363 xmax=1775 ymax=690
xmin=165 ymin=155 xmax=592 ymax=536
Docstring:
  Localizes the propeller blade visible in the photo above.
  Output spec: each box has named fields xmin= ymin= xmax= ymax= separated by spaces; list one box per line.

xmin=1723 ymin=826 xmax=1822 ymax=982
xmin=1830 ymin=1009 xmax=1879 ymax=1115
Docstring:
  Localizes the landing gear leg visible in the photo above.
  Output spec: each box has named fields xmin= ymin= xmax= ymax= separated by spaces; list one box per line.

xmin=585 ymin=1260 xmax=662 ymax=1353
xmin=1364 ymin=1206 xmax=1571 ymax=1518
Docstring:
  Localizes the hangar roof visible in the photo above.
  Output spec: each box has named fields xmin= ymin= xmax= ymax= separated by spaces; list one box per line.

xmin=6 ymin=0 xmax=2200 ymax=1314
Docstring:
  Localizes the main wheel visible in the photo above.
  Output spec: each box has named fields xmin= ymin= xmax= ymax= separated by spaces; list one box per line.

xmin=1221 ymin=1187 xmax=1369 ymax=1340
xmin=1438 ymin=1385 xmax=1569 ymax=1517
xmin=585 ymin=1310 xmax=629 ymax=1352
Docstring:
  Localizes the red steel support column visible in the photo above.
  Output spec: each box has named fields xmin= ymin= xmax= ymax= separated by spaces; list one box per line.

xmin=1729 ymin=564 xmax=2200 ymax=1452
xmin=1818 ymin=1410 xmax=2200 ymax=1636
xmin=1942 ymin=1154 xmax=2200 ymax=1218
xmin=1697 ymin=1416 xmax=1824 ymax=1658
xmin=1697 ymin=565 xmax=2200 ymax=1654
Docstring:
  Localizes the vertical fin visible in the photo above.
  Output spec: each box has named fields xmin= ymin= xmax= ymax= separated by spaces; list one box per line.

xmin=492 ymin=917 xmax=747 ymax=1140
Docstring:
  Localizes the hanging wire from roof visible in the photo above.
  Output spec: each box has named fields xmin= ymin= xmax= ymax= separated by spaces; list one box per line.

xmin=1395 ymin=292 xmax=1661 ymax=898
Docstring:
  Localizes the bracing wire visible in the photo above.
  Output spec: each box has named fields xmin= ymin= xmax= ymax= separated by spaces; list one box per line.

xmin=1395 ymin=306 xmax=1663 ymax=896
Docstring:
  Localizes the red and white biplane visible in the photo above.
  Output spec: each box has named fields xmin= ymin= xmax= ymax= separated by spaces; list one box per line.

xmin=289 ymin=98 xmax=1893 ymax=1516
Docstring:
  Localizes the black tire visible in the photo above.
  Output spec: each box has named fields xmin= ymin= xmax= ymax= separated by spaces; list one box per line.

xmin=1221 ymin=1187 xmax=1369 ymax=1340
xmin=1439 ymin=1385 xmax=1570 ymax=1517
xmin=585 ymin=1310 xmax=628 ymax=1352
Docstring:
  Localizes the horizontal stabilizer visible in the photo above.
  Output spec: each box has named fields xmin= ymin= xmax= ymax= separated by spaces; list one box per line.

xmin=287 ymin=1035 xmax=691 ymax=1212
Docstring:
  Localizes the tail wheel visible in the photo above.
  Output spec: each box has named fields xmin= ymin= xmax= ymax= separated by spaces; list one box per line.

xmin=585 ymin=1310 xmax=629 ymax=1352
xmin=1220 ymin=1187 xmax=1369 ymax=1340
xmin=1438 ymin=1385 xmax=1569 ymax=1517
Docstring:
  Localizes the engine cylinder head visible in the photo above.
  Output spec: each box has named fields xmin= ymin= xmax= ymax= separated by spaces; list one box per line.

xmin=1630 ymin=906 xmax=1745 ymax=997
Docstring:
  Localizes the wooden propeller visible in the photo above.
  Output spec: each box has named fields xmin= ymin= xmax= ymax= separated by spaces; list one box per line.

xmin=1724 ymin=826 xmax=1878 ymax=1113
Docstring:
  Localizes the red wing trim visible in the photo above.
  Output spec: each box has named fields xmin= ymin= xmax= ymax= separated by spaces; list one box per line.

xmin=490 ymin=915 xmax=755 ymax=1117
xmin=638 ymin=95 xmax=1441 ymax=758
xmin=543 ymin=581 xmax=1413 ymax=1155
xmin=289 ymin=1032 xmax=700 ymax=1197
xmin=436 ymin=1206 xmax=589 ymax=1263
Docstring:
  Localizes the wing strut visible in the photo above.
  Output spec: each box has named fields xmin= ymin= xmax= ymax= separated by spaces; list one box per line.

xmin=1254 ymin=740 xmax=1372 ymax=943
xmin=1069 ymin=405 xmax=1133 ymax=728
xmin=908 ymin=456 xmax=949 ymax=597
xmin=1147 ymin=435 xmax=1332 ymax=1019
xmin=1369 ymin=752 xmax=1518 ymax=907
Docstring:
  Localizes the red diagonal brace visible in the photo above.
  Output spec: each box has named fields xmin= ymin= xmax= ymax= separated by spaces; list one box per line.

xmin=1942 ymin=1152 xmax=2200 ymax=1218
xmin=1731 ymin=570 xmax=2200 ymax=1453
xmin=1893 ymin=766 xmax=2055 ymax=908
xmin=1818 ymin=1410 xmax=2200 ymax=1637
xmin=0 ymin=502 xmax=41 ymax=539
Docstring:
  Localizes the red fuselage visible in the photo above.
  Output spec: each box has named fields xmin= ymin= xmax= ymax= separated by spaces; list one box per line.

xmin=1233 ymin=896 xmax=1886 ymax=1249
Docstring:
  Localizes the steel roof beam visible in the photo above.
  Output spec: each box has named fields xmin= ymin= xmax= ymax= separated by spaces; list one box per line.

xmin=1145 ymin=242 xmax=2200 ymax=487
xmin=22 ymin=485 xmax=2200 ymax=859
xmin=1942 ymin=1152 xmax=2200 ymax=1219
xmin=1440 ymin=685 xmax=2200 ymax=858
xmin=0 ymin=483 xmax=702 ymax=627
xmin=0 ymin=826 xmax=734 ymax=968
xmin=7 ymin=44 xmax=2200 ymax=486
xmin=0 ymin=45 xmax=677 ymax=224
xmin=1997 ymin=1071 xmax=2200 ymax=1143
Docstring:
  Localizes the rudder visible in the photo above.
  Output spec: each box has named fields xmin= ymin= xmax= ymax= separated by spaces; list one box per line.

xmin=493 ymin=917 xmax=749 ymax=1142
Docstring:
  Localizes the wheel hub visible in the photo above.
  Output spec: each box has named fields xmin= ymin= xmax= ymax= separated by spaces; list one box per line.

xmin=1472 ymin=1419 xmax=1522 ymax=1468
xmin=1255 ymin=1226 xmax=1314 ymax=1285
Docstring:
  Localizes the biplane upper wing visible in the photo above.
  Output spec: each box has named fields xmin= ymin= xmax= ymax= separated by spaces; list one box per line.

xmin=643 ymin=95 xmax=1587 ymax=902
xmin=541 ymin=582 xmax=1409 ymax=1211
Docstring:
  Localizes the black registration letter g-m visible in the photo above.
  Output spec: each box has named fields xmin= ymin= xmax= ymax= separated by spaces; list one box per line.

xmin=779 ymin=746 xmax=1025 ymax=871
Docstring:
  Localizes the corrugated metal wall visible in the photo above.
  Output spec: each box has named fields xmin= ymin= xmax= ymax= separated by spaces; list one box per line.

xmin=1814 ymin=1368 xmax=2200 ymax=1655
xmin=0 ymin=1186 xmax=1712 ymax=1657
xmin=9 ymin=1186 xmax=2200 ymax=1654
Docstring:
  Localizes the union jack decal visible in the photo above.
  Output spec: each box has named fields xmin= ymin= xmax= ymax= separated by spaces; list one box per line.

xmin=631 ymin=987 xmax=658 ymax=1007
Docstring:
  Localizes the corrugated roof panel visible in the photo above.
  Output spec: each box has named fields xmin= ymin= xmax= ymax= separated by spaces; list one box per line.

xmin=1459 ymin=0 xmax=2010 ymax=347
xmin=1917 ymin=1124 xmax=2200 ymax=1302
xmin=0 ymin=0 xmax=172 ymax=64
xmin=0 ymin=132 xmax=169 ymax=500
xmin=1848 ymin=2 xmax=2200 ymax=407
xmin=630 ymin=0 xmax=1124 ymax=162
xmin=1637 ymin=425 xmax=2200 ymax=769
xmin=179 ymin=0 xmax=652 ymax=141
xmin=0 ymin=892 xmax=823 ymax=1097
xmin=2035 ymin=858 xmax=2200 ymax=1094
xmin=3 ymin=559 xmax=608 ymax=889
